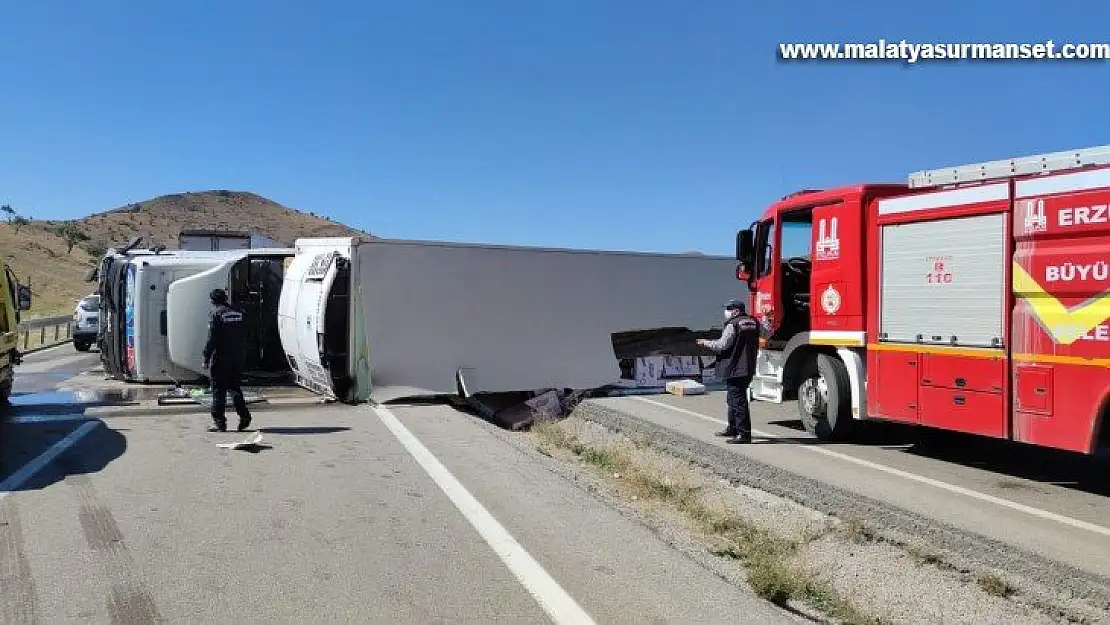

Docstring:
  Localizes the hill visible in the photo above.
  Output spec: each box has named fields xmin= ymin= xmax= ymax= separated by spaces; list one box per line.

xmin=1 ymin=191 xmax=371 ymax=316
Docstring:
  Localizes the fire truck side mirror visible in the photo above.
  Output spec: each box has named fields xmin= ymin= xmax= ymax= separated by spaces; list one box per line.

xmin=736 ymin=229 xmax=754 ymax=263
xmin=736 ymin=262 xmax=751 ymax=282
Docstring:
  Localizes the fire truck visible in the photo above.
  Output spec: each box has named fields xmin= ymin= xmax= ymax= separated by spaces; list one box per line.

xmin=734 ymin=145 xmax=1110 ymax=455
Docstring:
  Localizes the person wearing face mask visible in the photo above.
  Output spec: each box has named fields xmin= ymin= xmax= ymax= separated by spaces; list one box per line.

xmin=696 ymin=298 xmax=759 ymax=443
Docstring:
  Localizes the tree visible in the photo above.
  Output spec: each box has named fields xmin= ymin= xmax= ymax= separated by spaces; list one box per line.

xmin=54 ymin=222 xmax=90 ymax=254
xmin=1 ymin=204 xmax=13 ymax=224
xmin=11 ymin=215 xmax=29 ymax=232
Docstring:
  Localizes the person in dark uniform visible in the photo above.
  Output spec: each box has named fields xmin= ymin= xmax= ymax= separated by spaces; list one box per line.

xmin=202 ymin=288 xmax=252 ymax=432
xmin=697 ymin=298 xmax=760 ymax=443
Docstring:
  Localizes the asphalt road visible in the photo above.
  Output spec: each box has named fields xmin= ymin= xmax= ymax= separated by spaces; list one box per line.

xmin=11 ymin=343 xmax=103 ymax=395
xmin=592 ymin=391 xmax=1110 ymax=580
xmin=0 ymin=347 xmax=797 ymax=624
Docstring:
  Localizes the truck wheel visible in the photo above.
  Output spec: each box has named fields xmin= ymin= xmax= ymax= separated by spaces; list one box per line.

xmin=74 ymin=340 xmax=91 ymax=352
xmin=796 ymin=353 xmax=853 ymax=441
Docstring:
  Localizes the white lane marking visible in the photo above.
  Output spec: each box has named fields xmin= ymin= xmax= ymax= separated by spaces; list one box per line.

xmin=373 ymin=405 xmax=596 ymax=625
xmin=0 ymin=420 xmax=100 ymax=497
xmin=629 ymin=396 xmax=1110 ymax=539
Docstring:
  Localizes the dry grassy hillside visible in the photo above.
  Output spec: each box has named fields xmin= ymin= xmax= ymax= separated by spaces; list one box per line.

xmin=76 ymin=190 xmax=368 ymax=252
xmin=0 ymin=222 xmax=99 ymax=316
xmin=2 ymin=190 xmax=371 ymax=317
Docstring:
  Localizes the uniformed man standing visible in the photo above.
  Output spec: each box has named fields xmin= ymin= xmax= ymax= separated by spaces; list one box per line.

xmin=202 ymin=288 xmax=252 ymax=433
xmin=697 ymin=298 xmax=760 ymax=443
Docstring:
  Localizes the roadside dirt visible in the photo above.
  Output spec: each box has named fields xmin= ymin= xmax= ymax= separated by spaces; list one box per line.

xmin=520 ymin=415 xmax=1105 ymax=625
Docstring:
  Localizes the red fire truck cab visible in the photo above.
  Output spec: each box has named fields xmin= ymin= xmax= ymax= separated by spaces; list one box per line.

xmin=734 ymin=145 xmax=1110 ymax=455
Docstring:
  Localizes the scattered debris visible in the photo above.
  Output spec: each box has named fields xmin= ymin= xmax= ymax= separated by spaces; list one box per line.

xmin=665 ymin=379 xmax=706 ymax=396
xmin=216 ymin=431 xmax=264 ymax=450
xmin=157 ymin=386 xmax=267 ymax=407
xmin=462 ymin=387 xmax=592 ymax=430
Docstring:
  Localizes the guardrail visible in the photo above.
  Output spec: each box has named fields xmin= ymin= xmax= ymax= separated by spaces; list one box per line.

xmin=17 ymin=314 xmax=74 ymax=351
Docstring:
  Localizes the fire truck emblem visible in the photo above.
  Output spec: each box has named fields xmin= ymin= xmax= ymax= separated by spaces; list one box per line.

xmin=815 ymin=217 xmax=840 ymax=261
xmin=755 ymin=291 xmax=772 ymax=315
xmin=755 ymin=291 xmax=774 ymax=330
xmin=821 ymin=285 xmax=841 ymax=314
xmin=1022 ymin=198 xmax=1047 ymax=233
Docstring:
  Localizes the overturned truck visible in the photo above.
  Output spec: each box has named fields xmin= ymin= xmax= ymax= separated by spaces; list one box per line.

xmin=93 ymin=243 xmax=295 ymax=383
xmin=277 ymin=237 xmax=746 ymax=413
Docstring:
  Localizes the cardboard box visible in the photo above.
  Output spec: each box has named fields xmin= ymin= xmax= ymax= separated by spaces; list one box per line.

xmin=666 ymin=379 xmax=706 ymax=396
xmin=701 ymin=365 xmax=718 ymax=384
xmin=634 ymin=356 xmax=666 ymax=387
xmin=681 ymin=355 xmax=701 ymax=375
xmin=663 ymin=356 xmax=685 ymax=377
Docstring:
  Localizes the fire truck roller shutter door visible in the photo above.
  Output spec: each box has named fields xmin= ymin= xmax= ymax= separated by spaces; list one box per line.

xmin=879 ymin=213 xmax=1006 ymax=348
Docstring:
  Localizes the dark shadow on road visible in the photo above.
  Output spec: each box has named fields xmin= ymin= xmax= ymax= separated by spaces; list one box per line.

xmin=0 ymin=419 xmax=126 ymax=492
xmin=259 ymin=427 xmax=351 ymax=435
xmin=766 ymin=417 xmax=1110 ymax=498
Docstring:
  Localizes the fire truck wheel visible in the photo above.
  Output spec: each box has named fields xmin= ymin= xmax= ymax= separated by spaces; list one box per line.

xmin=796 ymin=353 xmax=853 ymax=441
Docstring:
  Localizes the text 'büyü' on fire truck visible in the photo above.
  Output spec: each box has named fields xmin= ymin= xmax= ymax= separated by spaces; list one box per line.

xmin=734 ymin=145 xmax=1110 ymax=455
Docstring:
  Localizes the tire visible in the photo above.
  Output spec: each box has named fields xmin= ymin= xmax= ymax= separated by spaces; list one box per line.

xmin=74 ymin=340 xmax=91 ymax=352
xmin=795 ymin=353 xmax=854 ymax=441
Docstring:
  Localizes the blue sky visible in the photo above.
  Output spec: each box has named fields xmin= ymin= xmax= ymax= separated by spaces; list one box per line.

xmin=1 ymin=1 xmax=1106 ymax=255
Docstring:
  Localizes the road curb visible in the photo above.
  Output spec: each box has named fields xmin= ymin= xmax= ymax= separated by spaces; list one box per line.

xmin=571 ymin=398 xmax=1110 ymax=612
xmin=21 ymin=339 xmax=73 ymax=355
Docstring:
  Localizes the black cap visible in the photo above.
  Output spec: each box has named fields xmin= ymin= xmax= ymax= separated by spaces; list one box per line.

xmin=210 ymin=288 xmax=228 ymax=304
xmin=725 ymin=298 xmax=746 ymax=312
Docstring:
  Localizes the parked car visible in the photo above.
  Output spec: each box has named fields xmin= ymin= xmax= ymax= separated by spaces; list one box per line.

xmin=72 ymin=293 xmax=100 ymax=352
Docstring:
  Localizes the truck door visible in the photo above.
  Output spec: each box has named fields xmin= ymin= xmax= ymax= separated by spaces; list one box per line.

xmin=166 ymin=261 xmax=236 ymax=374
xmin=751 ymin=218 xmax=780 ymax=337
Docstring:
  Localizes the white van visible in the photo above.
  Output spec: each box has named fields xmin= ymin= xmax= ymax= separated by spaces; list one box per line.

xmin=72 ymin=293 xmax=100 ymax=351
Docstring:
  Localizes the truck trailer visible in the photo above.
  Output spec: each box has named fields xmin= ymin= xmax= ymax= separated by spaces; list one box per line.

xmin=95 ymin=245 xmax=294 ymax=383
xmin=178 ymin=229 xmax=284 ymax=252
xmin=734 ymin=145 xmax=1110 ymax=455
xmin=277 ymin=237 xmax=745 ymax=404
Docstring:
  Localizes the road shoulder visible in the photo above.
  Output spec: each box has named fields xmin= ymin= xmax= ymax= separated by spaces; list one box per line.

xmin=389 ymin=402 xmax=802 ymax=624
xmin=560 ymin=396 xmax=1110 ymax=624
